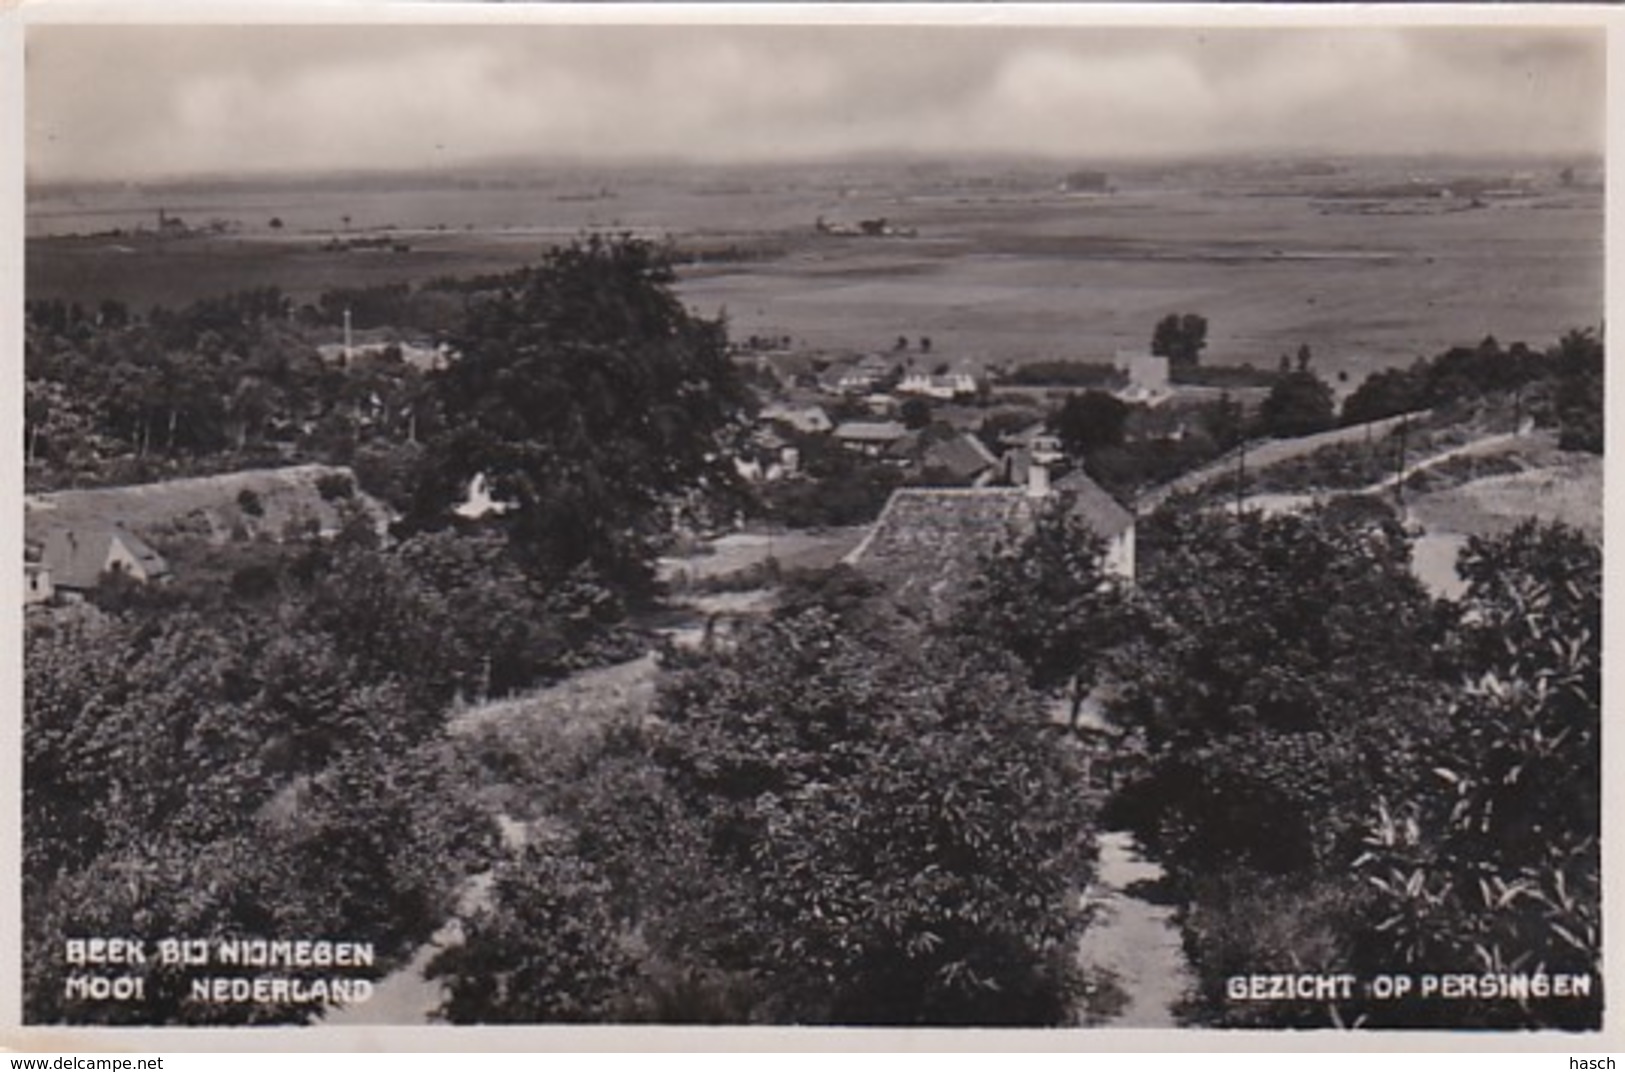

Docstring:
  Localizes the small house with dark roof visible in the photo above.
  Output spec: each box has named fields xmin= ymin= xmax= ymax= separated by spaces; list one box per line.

xmin=921 ymin=432 xmax=1001 ymax=486
xmin=834 ymin=420 xmax=909 ymax=458
xmin=845 ymin=463 xmax=1133 ymax=616
xmin=40 ymin=524 xmax=170 ymax=593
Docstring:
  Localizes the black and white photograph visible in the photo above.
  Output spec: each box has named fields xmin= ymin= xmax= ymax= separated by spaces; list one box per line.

xmin=16 ymin=8 xmax=1607 ymax=1035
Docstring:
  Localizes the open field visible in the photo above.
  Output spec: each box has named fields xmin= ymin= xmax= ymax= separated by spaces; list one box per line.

xmin=1407 ymin=450 xmax=1601 ymax=602
xmin=29 ymin=157 xmax=1602 ymax=385
xmin=1408 ymin=445 xmax=1602 ymax=545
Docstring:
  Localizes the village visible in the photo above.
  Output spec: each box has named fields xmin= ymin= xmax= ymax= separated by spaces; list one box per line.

xmin=22 ymin=198 xmax=1606 ymax=1031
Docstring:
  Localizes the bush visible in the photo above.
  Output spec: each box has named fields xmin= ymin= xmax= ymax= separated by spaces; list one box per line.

xmin=1257 ymin=371 xmax=1336 ymax=439
xmin=428 ymin=846 xmax=636 ymax=1024
xmin=315 ymin=471 xmax=355 ymax=502
xmin=1180 ymin=870 xmax=1374 ymax=1027
xmin=647 ymin=612 xmax=1097 ymax=1024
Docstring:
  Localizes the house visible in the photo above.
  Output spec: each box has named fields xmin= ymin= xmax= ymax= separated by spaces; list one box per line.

xmin=845 ymin=462 xmax=1134 ymax=616
xmin=921 ymin=432 xmax=1001 ymax=486
xmin=834 ymin=420 xmax=909 ymax=458
xmin=40 ymin=525 xmax=170 ymax=593
xmin=24 ymin=562 xmax=53 ymax=606
xmin=1113 ymin=350 xmax=1171 ymax=406
xmin=760 ymin=404 xmax=833 ymax=436
xmin=316 ymin=338 xmax=449 ymax=371
xmin=735 ymin=427 xmax=800 ymax=483
xmin=1003 ymin=422 xmax=1066 ymax=465
xmin=833 ymin=354 xmax=896 ymax=395
xmin=1051 ymin=468 xmax=1136 ymax=580
xmin=897 ymin=368 xmax=979 ymax=401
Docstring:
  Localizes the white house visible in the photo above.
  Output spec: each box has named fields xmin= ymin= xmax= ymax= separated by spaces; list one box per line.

xmin=1113 ymin=350 xmax=1171 ymax=406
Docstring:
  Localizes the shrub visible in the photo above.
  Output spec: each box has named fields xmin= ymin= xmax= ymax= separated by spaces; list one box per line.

xmin=315 ymin=471 xmax=355 ymax=502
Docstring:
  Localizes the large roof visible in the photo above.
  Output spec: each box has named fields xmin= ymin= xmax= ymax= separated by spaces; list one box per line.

xmin=834 ymin=420 xmax=907 ymax=443
xmin=1053 ymin=469 xmax=1135 ymax=542
xmin=40 ymin=525 xmax=169 ymax=589
xmin=846 ymin=468 xmax=1133 ymax=613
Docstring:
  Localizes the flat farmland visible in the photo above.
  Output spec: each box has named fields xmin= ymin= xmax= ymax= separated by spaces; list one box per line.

xmin=677 ymin=188 xmax=1602 ymax=381
xmin=28 ymin=161 xmax=1602 ymax=384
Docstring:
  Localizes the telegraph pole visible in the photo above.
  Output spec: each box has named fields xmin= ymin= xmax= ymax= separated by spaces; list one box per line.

xmin=1394 ymin=414 xmax=1408 ymax=515
xmin=1235 ymin=439 xmax=1246 ymax=516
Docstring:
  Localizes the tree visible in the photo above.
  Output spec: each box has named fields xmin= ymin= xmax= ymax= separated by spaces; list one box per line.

xmin=1108 ymin=502 xmax=1442 ymax=874
xmin=899 ymin=396 xmax=933 ymax=430
xmin=1199 ymin=391 xmax=1245 ymax=451
xmin=1050 ymin=390 xmax=1130 ymax=456
xmin=424 ymin=236 xmax=751 ymax=594
xmin=952 ymin=503 xmax=1129 ymax=728
xmin=648 ymin=609 xmax=1096 ymax=1024
xmin=1341 ymin=364 xmax=1426 ymax=426
xmin=428 ymin=847 xmax=635 ymax=1023
xmin=1354 ymin=522 xmax=1600 ymax=1028
xmin=1151 ymin=313 xmax=1208 ymax=371
xmin=1550 ymin=327 xmax=1603 ymax=453
xmin=1258 ymin=371 xmax=1335 ymax=439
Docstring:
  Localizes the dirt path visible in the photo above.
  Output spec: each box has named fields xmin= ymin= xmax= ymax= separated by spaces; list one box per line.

xmin=1140 ymin=410 xmax=1427 ymax=513
xmin=1076 ymin=830 xmax=1193 ymax=1027
xmin=1236 ymin=429 xmax=1527 ymax=518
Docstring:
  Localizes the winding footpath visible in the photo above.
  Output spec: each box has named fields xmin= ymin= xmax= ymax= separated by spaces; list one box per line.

xmin=1075 ymin=831 xmax=1194 ymax=1027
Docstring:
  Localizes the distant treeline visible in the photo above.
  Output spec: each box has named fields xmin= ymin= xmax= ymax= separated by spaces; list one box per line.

xmin=1341 ymin=331 xmax=1603 ymax=452
xmin=1002 ymin=361 xmax=1123 ymax=388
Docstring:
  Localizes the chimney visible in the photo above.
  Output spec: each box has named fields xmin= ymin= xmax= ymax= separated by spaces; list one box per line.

xmin=1027 ymin=459 xmax=1051 ymax=499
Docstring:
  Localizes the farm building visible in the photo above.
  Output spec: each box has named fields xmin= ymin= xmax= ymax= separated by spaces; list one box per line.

xmin=845 ymin=463 xmax=1134 ymax=616
xmin=40 ymin=524 xmax=170 ymax=593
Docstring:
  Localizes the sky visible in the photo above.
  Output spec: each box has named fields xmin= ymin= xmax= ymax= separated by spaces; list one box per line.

xmin=25 ymin=21 xmax=1606 ymax=183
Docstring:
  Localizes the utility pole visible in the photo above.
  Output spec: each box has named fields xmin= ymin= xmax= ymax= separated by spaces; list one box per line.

xmin=343 ymin=307 xmax=353 ymax=365
xmin=1235 ymin=439 xmax=1246 ymax=516
xmin=1394 ymin=414 xmax=1408 ymax=515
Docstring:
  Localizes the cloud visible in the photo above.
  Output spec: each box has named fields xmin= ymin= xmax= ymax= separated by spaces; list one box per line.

xmin=26 ymin=24 xmax=1604 ymax=182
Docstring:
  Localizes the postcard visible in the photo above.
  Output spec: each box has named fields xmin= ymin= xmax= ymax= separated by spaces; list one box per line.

xmin=4 ymin=1 xmax=1614 ymax=1050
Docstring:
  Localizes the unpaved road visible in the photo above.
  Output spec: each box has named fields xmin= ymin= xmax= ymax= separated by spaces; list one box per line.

xmin=1076 ymin=831 xmax=1193 ymax=1027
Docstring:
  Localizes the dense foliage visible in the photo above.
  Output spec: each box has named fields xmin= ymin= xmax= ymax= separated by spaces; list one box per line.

xmin=414 ymin=236 xmax=751 ymax=594
xmin=1050 ymin=390 xmax=1131 ymax=456
xmin=1339 ymin=330 xmax=1603 ymax=454
xmin=23 ymin=531 xmax=520 ymax=1024
xmin=1257 ymin=370 xmax=1337 ymax=439
xmin=1151 ymin=313 xmax=1208 ymax=371
xmin=431 ymin=602 xmax=1099 ymax=1025
xmin=1106 ymin=502 xmax=1601 ymax=1029
xmin=951 ymin=505 xmax=1130 ymax=727
xmin=754 ymin=431 xmax=902 ymax=528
